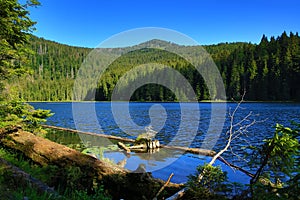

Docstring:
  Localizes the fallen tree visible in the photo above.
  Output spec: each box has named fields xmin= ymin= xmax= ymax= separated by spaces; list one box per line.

xmin=0 ymin=127 xmax=182 ymax=199
xmin=42 ymin=124 xmax=216 ymax=156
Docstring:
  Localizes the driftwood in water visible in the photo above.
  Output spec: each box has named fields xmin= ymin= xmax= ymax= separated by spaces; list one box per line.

xmin=131 ymin=138 xmax=161 ymax=150
xmin=42 ymin=124 xmax=135 ymax=143
xmin=129 ymin=144 xmax=147 ymax=149
xmin=0 ymin=127 xmax=181 ymax=199
xmin=161 ymin=144 xmax=216 ymax=157
xmin=117 ymin=142 xmax=131 ymax=153
xmin=146 ymin=139 xmax=160 ymax=149
xmin=43 ymin=125 xmax=216 ymax=156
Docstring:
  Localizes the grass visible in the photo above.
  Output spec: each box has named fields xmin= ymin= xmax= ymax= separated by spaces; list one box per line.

xmin=0 ymin=146 xmax=111 ymax=200
xmin=0 ymin=148 xmax=51 ymax=200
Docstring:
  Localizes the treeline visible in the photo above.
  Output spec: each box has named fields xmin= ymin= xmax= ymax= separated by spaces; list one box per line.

xmin=13 ymin=32 xmax=300 ymax=101
xmin=220 ymin=32 xmax=300 ymax=101
xmin=95 ymin=48 xmax=206 ymax=101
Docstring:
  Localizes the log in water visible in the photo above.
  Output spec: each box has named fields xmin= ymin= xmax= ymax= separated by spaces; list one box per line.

xmin=42 ymin=124 xmax=135 ymax=143
xmin=42 ymin=125 xmax=216 ymax=157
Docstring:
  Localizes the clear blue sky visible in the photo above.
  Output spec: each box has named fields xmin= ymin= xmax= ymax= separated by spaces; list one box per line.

xmin=27 ymin=0 xmax=300 ymax=48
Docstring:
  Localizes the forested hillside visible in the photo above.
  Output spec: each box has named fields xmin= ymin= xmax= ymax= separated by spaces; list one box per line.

xmin=12 ymin=36 xmax=91 ymax=101
xmin=221 ymin=32 xmax=300 ymax=101
xmin=13 ymin=32 xmax=300 ymax=101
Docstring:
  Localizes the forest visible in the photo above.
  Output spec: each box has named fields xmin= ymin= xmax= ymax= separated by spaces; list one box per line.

xmin=12 ymin=32 xmax=300 ymax=102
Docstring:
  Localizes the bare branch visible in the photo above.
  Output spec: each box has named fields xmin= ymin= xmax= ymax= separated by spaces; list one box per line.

xmin=168 ymin=91 xmax=263 ymax=200
xmin=153 ymin=173 xmax=174 ymax=200
xmin=198 ymin=91 xmax=260 ymax=182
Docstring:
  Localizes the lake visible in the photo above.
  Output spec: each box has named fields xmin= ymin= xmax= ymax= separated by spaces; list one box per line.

xmin=30 ymin=102 xmax=300 ymax=184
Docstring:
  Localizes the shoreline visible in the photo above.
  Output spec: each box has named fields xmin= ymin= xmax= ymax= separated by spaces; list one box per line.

xmin=27 ymin=100 xmax=300 ymax=103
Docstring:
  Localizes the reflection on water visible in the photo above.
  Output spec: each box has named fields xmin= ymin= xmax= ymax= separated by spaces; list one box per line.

xmin=35 ymin=102 xmax=300 ymax=183
xmin=45 ymin=128 xmax=251 ymax=184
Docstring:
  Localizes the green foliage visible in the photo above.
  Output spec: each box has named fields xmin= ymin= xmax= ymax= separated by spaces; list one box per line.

xmin=0 ymin=0 xmax=39 ymax=83
xmin=0 ymin=0 xmax=53 ymax=131
xmin=264 ymin=124 xmax=299 ymax=177
xmin=186 ymin=123 xmax=299 ymax=199
xmin=251 ymin=182 xmax=285 ymax=200
xmin=63 ymin=186 xmax=110 ymax=200
xmin=250 ymin=123 xmax=300 ymax=199
xmin=0 ymin=147 xmax=55 ymax=200
xmin=81 ymin=147 xmax=115 ymax=164
xmin=279 ymin=174 xmax=300 ymax=199
xmin=0 ymin=147 xmax=111 ymax=200
xmin=0 ymin=99 xmax=53 ymax=131
xmin=10 ymin=186 xmax=52 ymax=200
xmin=251 ymin=175 xmax=299 ymax=200
xmin=186 ymin=164 xmax=231 ymax=199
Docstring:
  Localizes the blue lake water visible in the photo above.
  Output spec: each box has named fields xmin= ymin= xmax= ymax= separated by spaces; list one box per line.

xmin=30 ymin=102 xmax=300 ymax=184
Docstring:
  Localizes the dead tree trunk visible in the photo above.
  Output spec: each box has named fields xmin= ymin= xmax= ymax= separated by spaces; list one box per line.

xmin=0 ymin=128 xmax=181 ymax=199
xmin=0 ymin=128 xmax=126 ymax=175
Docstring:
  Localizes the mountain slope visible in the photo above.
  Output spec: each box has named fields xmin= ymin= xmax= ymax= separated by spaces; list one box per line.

xmin=12 ymin=32 xmax=300 ymax=101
